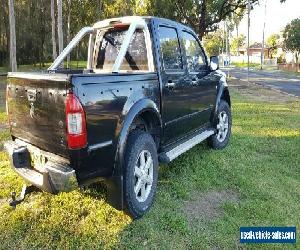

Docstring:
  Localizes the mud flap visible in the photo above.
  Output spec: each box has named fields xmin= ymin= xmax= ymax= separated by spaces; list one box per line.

xmin=105 ymin=175 xmax=124 ymax=210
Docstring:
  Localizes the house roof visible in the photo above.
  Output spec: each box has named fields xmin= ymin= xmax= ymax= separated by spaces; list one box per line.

xmin=249 ymin=42 xmax=269 ymax=49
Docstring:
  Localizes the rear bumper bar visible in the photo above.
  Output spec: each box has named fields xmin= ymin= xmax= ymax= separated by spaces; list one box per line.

xmin=4 ymin=139 xmax=78 ymax=193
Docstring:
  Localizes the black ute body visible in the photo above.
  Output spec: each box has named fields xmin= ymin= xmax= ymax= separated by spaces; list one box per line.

xmin=6 ymin=17 xmax=230 ymax=209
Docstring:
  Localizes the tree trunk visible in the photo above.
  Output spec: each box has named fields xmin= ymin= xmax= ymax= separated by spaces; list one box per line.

xmin=236 ymin=24 xmax=239 ymax=56
xmin=295 ymin=52 xmax=299 ymax=73
xmin=4 ymin=3 xmax=9 ymax=65
xmin=51 ymin=0 xmax=57 ymax=60
xmin=198 ymin=0 xmax=206 ymax=40
xmin=57 ymin=0 xmax=63 ymax=57
xmin=8 ymin=0 xmax=17 ymax=71
xmin=41 ymin=2 xmax=46 ymax=67
xmin=66 ymin=0 xmax=72 ymax=68
xmin=98 ymin=0 xmax=103 ymax=20
xmin=0 ymin=16 xmax=2 ymax=65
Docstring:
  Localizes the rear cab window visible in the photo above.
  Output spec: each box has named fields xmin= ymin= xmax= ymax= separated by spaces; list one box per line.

xmin=94 ymin=28 xmax=149 ymax=72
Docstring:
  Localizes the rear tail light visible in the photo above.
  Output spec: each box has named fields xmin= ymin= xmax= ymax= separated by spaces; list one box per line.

xmin=65 ymin=93 xmax=87 ymax=149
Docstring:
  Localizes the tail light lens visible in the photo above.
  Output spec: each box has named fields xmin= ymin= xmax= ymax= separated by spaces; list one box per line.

xmin=65 ymin=93 xmax=87 ymax=149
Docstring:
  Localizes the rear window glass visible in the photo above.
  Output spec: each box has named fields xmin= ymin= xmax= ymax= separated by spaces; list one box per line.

xmin=96 ymin=29 xmax=148 ymax=71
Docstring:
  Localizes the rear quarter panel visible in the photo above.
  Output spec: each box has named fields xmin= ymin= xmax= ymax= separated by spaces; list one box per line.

xmin=71 ymin=73 xmax=160 ymax=179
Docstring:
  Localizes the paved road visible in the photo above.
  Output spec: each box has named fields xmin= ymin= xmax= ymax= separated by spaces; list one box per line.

xmin=225 ymin=67 xmax=300 ymax=97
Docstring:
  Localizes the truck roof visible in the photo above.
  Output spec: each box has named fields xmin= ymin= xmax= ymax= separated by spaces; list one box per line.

xmin=93 ymin=16 xmax=195 ymax=35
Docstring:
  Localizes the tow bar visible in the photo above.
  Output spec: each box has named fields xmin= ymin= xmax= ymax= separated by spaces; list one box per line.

xmin=9 ymin=184 xmax=39 ymax=209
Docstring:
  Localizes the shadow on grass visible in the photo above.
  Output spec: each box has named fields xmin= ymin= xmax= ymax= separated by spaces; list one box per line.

xmin=0 ymin=149 xmax=130 ymax=249
xmin=0 ymin=130 xmax=299 ymax=249
xmin=118 ymin=126 xmax=299 ymax=248
xmin=0 ymin=94 xmax=299 ymax=249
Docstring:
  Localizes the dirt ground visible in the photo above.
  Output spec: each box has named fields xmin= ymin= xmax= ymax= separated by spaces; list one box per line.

xmin=183 ymin=189 xmax=239 ymax=230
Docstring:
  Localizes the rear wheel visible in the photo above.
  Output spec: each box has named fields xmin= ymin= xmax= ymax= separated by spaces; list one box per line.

xmin=124 ymin=130 xmax=158 ymax=219
xmin=208 ymin=100 xmax=232 ymax=149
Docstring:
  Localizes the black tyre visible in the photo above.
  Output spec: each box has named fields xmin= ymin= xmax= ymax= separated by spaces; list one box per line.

xmin=208 ymin=100 xmax=232 ymax=149
xmin=124 ymin=130 xmax=158 ymax=219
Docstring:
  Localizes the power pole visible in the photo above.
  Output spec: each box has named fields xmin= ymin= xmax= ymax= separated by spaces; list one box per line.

xmin=261 ymin=0 xmax=267 ymax=70
xmin=247 ymin=0 xmax=251 ymax=82
xmin=226 ymin=21 xmax=230 ymax=77
xmin=225 ymin=20 xmax=228 ymax=67
xmin=222 ymin=21 xmax=225 ymax=65
xmin=227 ymin=22 xmax=231 ymax=66
xmin=8 ymin=0 xmax=17 ymax=72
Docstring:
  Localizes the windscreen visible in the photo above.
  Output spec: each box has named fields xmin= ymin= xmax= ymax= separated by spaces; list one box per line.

xmin=96 ymin=29 xmax=149 ymax=71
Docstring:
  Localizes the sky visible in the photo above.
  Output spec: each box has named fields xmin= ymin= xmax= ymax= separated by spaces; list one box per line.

xmin=237 ymin=0 xmax=300 ymax=43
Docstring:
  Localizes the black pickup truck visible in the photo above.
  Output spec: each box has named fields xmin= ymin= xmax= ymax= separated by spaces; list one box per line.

xmin=5 ymin=16 xmax=231 ymax=218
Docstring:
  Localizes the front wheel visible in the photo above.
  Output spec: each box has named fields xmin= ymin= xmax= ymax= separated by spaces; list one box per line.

xmin=124 ymin=130 xmax=158 ymax=219
xmin=208 ymin=100 xmax=232 ymax=150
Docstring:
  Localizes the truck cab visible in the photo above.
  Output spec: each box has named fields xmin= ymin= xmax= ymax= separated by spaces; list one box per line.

xmin=5 ymin=16 xmax=231 ymax=218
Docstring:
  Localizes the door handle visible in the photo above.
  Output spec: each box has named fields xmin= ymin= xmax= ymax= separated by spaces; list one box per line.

xmin=191 ymin=78 xmax=198 ymax=86
xmin=166 ymin=80 xmax=175 ymax=89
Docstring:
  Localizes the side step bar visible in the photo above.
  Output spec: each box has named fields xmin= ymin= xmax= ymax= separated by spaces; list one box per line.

xmin=159 ymin=129 xmax=215 ymax=163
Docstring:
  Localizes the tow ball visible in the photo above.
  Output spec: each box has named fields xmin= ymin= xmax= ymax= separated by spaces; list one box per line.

xmin=9 ymin=184 xmax=39 ymax=209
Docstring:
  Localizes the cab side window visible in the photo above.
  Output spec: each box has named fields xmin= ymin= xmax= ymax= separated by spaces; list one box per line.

xmin=158 ymin=26 xmax=183 ymax=71
xmin=182 ymin=31 xmax=206 ymax=72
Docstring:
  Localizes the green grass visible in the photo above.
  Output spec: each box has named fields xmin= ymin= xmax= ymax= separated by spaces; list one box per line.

xmin=230 ymin=62 xmax=279 ymax=72
xmin=0 ymin=61 xmax=87 ymax=73
xmin=231 ymin=62 xmax=261 ymax=69
xmin=0 ymin=112 xmax=7 ymax=123
xmin=230 ymin=62 xmax=300 ymax=76
xmin=0 ymin=81 xmax=299 ymax=249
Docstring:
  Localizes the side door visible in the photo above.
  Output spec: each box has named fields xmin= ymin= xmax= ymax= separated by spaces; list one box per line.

xmin=180 ymin=30 xmax=217 ymax=129
xmin=157 ymin=25 xmax=191 ymax=144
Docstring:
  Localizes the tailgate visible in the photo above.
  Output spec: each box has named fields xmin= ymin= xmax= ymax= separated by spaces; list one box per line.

xmin=6 ymin=72 xmax=70 ymax=158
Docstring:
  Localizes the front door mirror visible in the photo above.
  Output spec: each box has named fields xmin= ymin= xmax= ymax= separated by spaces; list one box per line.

xmin=210 ymin=56 xmax=219 ymax=71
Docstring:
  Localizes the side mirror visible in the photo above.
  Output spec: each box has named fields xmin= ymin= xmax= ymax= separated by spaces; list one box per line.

xmin=210 ymin=56 xmax=219 ymax=71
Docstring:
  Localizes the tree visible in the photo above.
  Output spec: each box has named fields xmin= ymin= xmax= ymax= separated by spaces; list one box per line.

xmin=66 ymin=0 xmax=72 ymax=67
xmin=134 ymin=0 xmax=152 ymax=15
xmin=149 ymin=0 xmax=259 ymax=39
xmin=231 ymin=34 xmax=246 ymax=55
xmin=37 ymin=0 xmax=48 ymax=67
xmin=267 ymin=33 xmax=280 ymax=59
xmin=104 ymin=0 xmax=134 ymax=17
xmin=230 ymin=8 xmax=245 ymax=55
xmin=57 ymin=0 xmax=63 ymax=55
xmin=8 ymin=0 xmax=17 ymax=71
xmin=51 ymin=0 xmax=57 ymax=60
xmin=283 ymin=18 xmax=300 ymax=70
xmin=203 ymin=30 xmax=223 ymax=56
xmin=0 ymin=0 xmax=9 ymax=67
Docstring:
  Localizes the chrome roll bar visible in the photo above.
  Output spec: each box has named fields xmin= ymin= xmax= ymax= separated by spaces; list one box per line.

xmin=48 ymin=27 xmax=95 ymax=71
xmin=48 ymin=16 xmax=154 ymax=73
